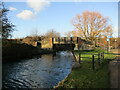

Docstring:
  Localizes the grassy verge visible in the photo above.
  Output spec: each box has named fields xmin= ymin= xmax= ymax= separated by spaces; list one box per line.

xmin=55 ymin=48 xmax=116 ymax=88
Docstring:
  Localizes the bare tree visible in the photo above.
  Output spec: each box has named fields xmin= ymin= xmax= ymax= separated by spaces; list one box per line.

xmin=64 ymin=32 xmax=71 ymax=37
xmin=30 ymin=28 xmax=40 ymax=37
xmin=29 ymin=28 xmax=42 ymax=42
xmin=45 ymin=29 xmax=60 ymax=38
xmin=71 ymin=11 xmax=113 ymax=44
xmin=42 ymin=29 xmax=60 ymax=48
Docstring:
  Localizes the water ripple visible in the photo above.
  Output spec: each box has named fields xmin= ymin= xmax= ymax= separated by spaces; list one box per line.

xmin=3 ymin=51 xmax=73 ymax=88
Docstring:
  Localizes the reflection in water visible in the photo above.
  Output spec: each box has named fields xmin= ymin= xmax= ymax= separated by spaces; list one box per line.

xmin=2 ymin=51 xmax=73 ymax=88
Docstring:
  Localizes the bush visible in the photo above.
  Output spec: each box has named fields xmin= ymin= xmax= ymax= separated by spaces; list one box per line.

xmin=2 ymin=40 xmax=39 ymax=62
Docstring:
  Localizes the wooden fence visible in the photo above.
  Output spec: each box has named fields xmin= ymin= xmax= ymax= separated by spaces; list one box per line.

xmin=74 ymin=52 xmax=117 ymax=71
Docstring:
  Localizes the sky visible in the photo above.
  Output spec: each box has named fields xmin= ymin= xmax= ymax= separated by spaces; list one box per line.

xmin=4 ymin=1 xmax=118 ymax=38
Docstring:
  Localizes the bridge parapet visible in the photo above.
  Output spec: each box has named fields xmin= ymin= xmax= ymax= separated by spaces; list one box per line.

xmin=51 ymin=37 xmax=83 ymax=51
xmin=51 ymin=37 xmax=81 ymax=44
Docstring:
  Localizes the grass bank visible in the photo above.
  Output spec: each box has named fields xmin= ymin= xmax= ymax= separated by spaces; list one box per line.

xmin=55 ymin=48 xmax=116 ymax=88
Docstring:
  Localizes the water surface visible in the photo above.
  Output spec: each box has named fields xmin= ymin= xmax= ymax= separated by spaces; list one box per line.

xmin=2 ymin=51 xmax=73 ymax=88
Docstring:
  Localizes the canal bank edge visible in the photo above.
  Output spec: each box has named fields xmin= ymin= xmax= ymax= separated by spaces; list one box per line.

xmin=53 ymin=70 xmax=71 ymax=89
xmin=53 ymin=61 xmax=80 ymax=89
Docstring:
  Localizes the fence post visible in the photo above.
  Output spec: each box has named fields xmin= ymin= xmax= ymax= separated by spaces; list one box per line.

xmin=103 ymin=52 xmax=104 ymax=60
xmin=92 ymin=55 xmax=95 ymax=71
xmin=98 ymin=53 xmax=100 ymax=65
xmin=101 ymin=53 xmax=103 ymax=61
xmin=76 ymin=37 xmax=79 ymax=43
xmin=79 ymin=52 xmax=81 ymax=64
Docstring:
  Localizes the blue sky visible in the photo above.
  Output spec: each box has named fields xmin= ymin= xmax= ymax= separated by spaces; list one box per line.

xmin=5 ymin=1 xmax=118 ymax=38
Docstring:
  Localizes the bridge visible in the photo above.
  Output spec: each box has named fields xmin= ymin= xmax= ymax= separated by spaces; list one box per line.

xmin=36 ymin=37 xmax=91 ymax=51
xmin=52 ymin=37 xmax=81 ymax=51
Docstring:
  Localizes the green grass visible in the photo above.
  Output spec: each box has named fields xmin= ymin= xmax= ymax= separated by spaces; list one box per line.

xmin=55 ymin=48 xmax=116 ymax=88
xmin=74 ymin=48 xmax=115 ymax=61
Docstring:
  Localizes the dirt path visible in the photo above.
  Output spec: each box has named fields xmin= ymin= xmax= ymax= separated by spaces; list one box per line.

xmin=109 ymin=49 xmax=120 ymax=88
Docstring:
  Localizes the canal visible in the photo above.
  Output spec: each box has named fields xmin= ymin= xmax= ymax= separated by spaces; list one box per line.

xmin=2 ymin=51 xmax=74 ymax=88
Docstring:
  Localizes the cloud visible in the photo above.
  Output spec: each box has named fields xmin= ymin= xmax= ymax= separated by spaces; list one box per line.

xmin=27 ymin=0 xmax=50 ymax=13
xmin=16 ymin=10 xmax=36 ymax=20
xmin=16 ymin=0 xmax=50 ymax=20
xmin=9 ymin=7 xmax=17 ymax=11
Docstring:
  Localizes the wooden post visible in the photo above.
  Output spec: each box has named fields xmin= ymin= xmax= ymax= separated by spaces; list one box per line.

xmin=100 ymin=53 xmax=103 ymax=60
xmin=77 ymin=37 xmax=79 ymax=43
xmin=103 ymin=52 xmax=104 ymax=60
xmin=79 ymin=52 xmax=81 ymax=64
xmin=77 ymin=37 xmax=81 ymax=50
xmin=92 ymin=55 xmax=95 ymax=71
xmin=98 ymin=53 xmax=100 ymax=65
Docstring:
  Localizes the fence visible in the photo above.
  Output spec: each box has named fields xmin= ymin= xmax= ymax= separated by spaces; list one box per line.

xmin=74 ymin=52 xmax=117 ymax=71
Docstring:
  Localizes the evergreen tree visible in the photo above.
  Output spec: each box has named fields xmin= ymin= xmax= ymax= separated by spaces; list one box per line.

xmin=0 ymin=2 xmax=15 ymax=39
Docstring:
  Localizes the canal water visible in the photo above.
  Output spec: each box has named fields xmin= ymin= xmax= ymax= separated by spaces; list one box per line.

xmin=2 ymin=51 xmax=74 ymax=88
